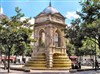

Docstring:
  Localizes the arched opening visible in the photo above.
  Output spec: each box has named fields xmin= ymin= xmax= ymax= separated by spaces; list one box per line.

xmin=39 ymin=29 xmax=45 ymax=47
xmin=54 ymin=30 xmax=61 ymax=47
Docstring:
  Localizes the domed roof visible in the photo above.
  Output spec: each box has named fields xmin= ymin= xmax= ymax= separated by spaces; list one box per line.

xmin=42 ymin=5 xmax=59 ymax=14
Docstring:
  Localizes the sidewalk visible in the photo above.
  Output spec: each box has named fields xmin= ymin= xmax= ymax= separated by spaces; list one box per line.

xmin=0 ymin=68 xmax=25 ymax=74
xmin=0 ymin=64 xmax=93 ymax=69
xmin=0 ymin=64 xmax=97 ymax=73
xmin=81 ymin=66 xmax=92 ymax=69
xmin=0 ymin=65 xmax=70 ymax=74
xmin=1 ymin=65 xmax=100 ymax=74
xmin=0 ymin=64 xmax=23 ymax=68
xmin=0 ymin=64 xmax=69 ymax=72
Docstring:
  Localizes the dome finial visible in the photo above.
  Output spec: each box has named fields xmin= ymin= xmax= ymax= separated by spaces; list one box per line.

xmin=49 ymin=0 xmax=52 ymax=7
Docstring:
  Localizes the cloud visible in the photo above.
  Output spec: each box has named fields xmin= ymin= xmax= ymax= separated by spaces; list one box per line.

xmin=29 ymin=18 xmax=34 ymax=24
xmin=20 ymin=17 xmax=34 ymax=24
xmin=67 ymin=23 xmax=72 ymax=26
xmin=65 ymin=11 xmax=80 ymax=19
xmin=20 ymin=17 xmax=27 ymax=21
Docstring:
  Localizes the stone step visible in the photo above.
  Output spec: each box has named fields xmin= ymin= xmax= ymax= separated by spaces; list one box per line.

xmin=25 ymin=53 xmax=71 ymax=69
xmin=53 ymin=62 xmax=71 ymax=64
xmin=25 ymin=64 xmax=46 ymax=67
xmin=53 ymin=64 xmax=71 ymax=67
xmin=24 ymin=53 xmax=47 ymax=68
xmin=53 ymin=53 xmax=71 ymax=69
xmin=52 ymin=67 xmax=71 ymax=69
xmin=29 ymin=59 xmax=46 ymax=61
xmin=27 ymin=61 xmax=46 ymax=64
xmin=24 ymin=67 xmax=47 ymax=69
xmin=54 ymin=53 xmax=66 ymax=55
xmin=53 ymin=57 xmax=69 ymax=59
xmin=53 ymin=56 xmax=68 ymax=58
xmin=53 ymin=59 xmax=71 ymax=61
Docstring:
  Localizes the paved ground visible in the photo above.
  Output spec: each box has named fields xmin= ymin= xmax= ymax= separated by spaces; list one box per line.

xmin=1 ymin=68 xmax=100 ymax=74
xmin=0 ymin=64 xmax=99 ymax=74
xmin=0 ymin=64 xmax=93 ymax=69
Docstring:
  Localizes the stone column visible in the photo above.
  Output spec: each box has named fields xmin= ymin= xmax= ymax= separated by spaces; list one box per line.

xmin=46 ymin=47 xmax=53 ymax=68
xmin=48 ymin=54 xmax=53 ymax=68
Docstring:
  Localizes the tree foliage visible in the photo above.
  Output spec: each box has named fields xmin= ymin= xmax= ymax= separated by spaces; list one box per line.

xmin=77 ymin=0 xmax=100 ymax=24
xmin=65 ymin=0 xmax=100 ymax=56
xmin=65 ymin=18 xmax=83 ymax=46
xmin=0 ymin=7 xmax=34 ymax=56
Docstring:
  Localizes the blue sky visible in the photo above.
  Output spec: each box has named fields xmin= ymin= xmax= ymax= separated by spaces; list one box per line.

xmin=0 ymin=0 xmax=82 ymax=25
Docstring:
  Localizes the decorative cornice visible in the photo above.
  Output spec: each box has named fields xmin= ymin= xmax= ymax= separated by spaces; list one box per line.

xmin=35 ymin=20 xmax=66 ymax=27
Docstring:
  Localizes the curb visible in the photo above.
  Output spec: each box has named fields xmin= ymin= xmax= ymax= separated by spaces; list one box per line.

xmin=69 ymin=68 xmax=100 ymax=73
xmin=0 ymin=67 xmax=30 ymax=72
xmin=77 ymin=68 xmax=100 ymax=71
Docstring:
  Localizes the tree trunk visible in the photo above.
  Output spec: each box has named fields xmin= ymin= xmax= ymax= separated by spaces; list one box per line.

xmin=98 ymin=35 xmax=100 ymax=49
xmin=0 ymin=50 xmax=2 ymax=62
xmin=8 ymin=48 xmax=10 ymax=73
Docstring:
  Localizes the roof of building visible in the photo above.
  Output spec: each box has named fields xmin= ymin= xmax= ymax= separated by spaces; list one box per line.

xmin=42 ymin=5 xmax=59 ymax=14
xmin=41 ymin=2 xmax=59 ymax=14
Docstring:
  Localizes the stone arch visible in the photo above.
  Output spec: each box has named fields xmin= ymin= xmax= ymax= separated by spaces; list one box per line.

xmin=54 ymin=30 xmax=61 ymax=47
xmin=39 ymin=29 xmax=46 ymax=47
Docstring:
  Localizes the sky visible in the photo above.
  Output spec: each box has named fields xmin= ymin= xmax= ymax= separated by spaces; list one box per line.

xmin=0 ymin=0 xmax=82 ymax=26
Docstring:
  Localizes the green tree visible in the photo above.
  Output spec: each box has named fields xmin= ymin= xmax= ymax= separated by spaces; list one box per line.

xmin=77 ymin=0 xmax=100 ymax=48
xmin=77 ymin=0 xmax=100 ymax=24
xmin=0 ymin=7 xmax=34 ymax=73
xmin=82 ymin=19 xmax=100 ymax=49
xmin=65 ymin=18 xmax=84 ymax=56
xmin=66 ymin=40 xmax=75 ymax=56
xmin=65 ymin=0 xmax=100 ymax=56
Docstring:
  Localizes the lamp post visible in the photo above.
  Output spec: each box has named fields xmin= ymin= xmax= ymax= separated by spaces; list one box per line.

xmin=93 ymin=31 xmax=97 ymax=70
xmin=95 ymin=35 xmax=97 ymax=70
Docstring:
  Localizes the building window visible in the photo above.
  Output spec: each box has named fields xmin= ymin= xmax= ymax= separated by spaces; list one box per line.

xmin=54 ymin=31 xmax=61 ymax=47
xmin=39 ymin=30 xmax=45 ymax=47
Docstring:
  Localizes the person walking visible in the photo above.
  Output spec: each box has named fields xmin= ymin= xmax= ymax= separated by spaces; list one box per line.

xmin=78 ymin=61 xmax=81 ymax=69
xmin=95 ymin=60 xmax=99 ymax=69
xmin=2 ymin=57 xmax=7 ymax=70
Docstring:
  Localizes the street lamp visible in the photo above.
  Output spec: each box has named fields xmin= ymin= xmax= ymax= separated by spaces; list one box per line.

xmin=95 ymin=34 xmax=97 ymax=70
xmin=93 ymin=31 xmax=97 ymax=70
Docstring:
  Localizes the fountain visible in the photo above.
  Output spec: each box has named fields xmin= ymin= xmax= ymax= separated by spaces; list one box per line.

xmin=24 ymin=3 xmax=72 ymax=70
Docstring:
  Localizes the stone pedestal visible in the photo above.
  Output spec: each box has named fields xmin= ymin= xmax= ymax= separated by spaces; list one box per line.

xmin=47 ymin=54 xmax=53 ymax=68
